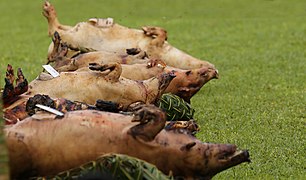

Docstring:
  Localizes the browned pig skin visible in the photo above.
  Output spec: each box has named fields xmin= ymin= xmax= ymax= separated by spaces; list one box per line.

xmin=65 ymin=60 xmax=217 ymax=102
xmin=2 ymin=64 xmax=174 ymax=124
xmin=27 ymin=65 xmax=175 ymax=109
xmin=5 ymin=105 xmax=250 ymax=179
xmin=42 ymin=1 xmax=216 ymax=70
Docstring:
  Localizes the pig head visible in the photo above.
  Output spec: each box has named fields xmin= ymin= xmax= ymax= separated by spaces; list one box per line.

xmin=165 ymin=66 xmax=219 ymax=102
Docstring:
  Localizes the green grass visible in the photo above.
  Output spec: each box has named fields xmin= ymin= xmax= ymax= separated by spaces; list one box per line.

xmin=1 ymin=0 xmax=305 ymax=179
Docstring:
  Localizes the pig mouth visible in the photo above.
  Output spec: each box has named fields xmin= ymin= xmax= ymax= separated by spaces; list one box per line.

xmin=218 ymin=149 xmax=251 ymax=164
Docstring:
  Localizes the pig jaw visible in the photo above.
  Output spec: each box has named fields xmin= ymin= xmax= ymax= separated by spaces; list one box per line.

xmin=201 ymin=144 xmax=250 ymax=179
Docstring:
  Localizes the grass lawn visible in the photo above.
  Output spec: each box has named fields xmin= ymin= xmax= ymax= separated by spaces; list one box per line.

xmin=0 ymin=0 xmax=305 ymax=179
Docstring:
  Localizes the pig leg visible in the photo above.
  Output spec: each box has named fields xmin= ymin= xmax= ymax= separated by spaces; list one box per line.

xmin=46 ymin=32 xmax=82 ymax=72
xmin=146 ymin=59 xmax=166 ymax=68
xmin=14 ymin=68 xmax=28 ymax=96
xmin=25 ymin=94 xmax=121 ymax=116
xmin=165 ymin=120 xmax=200 ymax=136
xmin=126 ymin=48 xmax=148 ymax=59
xmin=2 ymin=64 xmax=15 ymax=105
xmin=129 ymin=105 xmax=166 ymax=141
xmin=42 ymin=1 xmax=72 ymax=37
xmin=142 ymin=26 xmax=167 ymax=47
xmin=89 ymin=63 xmax=122 ymax=82
xmin=47 ymin=32 xmax=69 ymax=64
xmin=2 ymin=65 xmax=28 ymax=107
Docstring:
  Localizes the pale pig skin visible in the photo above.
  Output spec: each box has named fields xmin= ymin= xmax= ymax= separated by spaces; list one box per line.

xmin=43 ymin=1 xmax=216 ymax=70
xmin=5 ymin=105 xmax=250 ymax=179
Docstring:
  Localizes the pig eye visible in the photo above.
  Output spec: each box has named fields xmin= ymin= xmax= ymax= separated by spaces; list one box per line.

xmin=185 ymin=70 xmax=191 ymax=75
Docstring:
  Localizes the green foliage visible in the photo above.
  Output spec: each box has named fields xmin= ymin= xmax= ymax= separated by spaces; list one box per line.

xmin=33 ymin=154 xmax=171 ymax=180
xmin=0 ymin=0 xmax=305 ymax=179
xmin=157 ymin=93 xmax=195 ymax=121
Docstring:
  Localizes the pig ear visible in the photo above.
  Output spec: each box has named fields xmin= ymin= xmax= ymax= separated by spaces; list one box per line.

xmin=185 ymin=70 xmax=192 ymax=75
xmin=180 ymin=142 xmax=196 ymax=151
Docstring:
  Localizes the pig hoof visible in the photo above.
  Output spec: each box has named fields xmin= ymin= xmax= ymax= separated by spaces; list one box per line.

xmin=95 ymin=99 xmax=121 ymax=113
xmin=142 ymin=26 xmax=167 ymax=39
xmin=42 ymin=1 xmax=55 ymax=19
xmin=88 ymin=63 xmax=108 ymax=71
xmin=14 ymin=68 xmax=28 ymax=96
xmin=132 ymin=105 xmax=161 ymax=124
xmin=147 ymin=59 xmax=166 ymax=68
xmin=2 ymin=65 xmax=28 ymax=107
xmin=88 ymin=18 xmax=114 ymax=28
xmin=126 ymin=48 xmax=148 ymax=59
xmin=126 ymin=48 xmax=141 ymax=55
xmin=165 ymin=120 xmax=200 ymax=135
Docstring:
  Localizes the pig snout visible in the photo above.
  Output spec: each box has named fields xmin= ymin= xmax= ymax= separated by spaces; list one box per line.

xmin=199 ymin=67 xmax=219 ymax=79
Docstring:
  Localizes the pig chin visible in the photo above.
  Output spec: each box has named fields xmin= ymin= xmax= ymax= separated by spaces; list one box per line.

xmin=206 ymin=149 xmax=251 ymax=178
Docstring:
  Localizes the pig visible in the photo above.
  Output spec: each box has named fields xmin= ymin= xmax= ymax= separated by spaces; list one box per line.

xmin=5 ymin=105 xmax=250 ymax=179
xmin=2 ymin=64 xmax=175 ymax=124
xmin=43 ymin=1 xmax=216 ymax=70
xmin=47 ymin=31 xmax=150 ymax=72
xmin=89 ymin=62 xmax=218 ymax=102
xmin=27 ymin=66 xmax=175 ymax=109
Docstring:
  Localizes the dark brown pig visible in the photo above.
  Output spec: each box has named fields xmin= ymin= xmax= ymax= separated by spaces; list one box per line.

xmin=43 ymin=1 xmax=216 ymax=70
xmin=5 ymin=105 xmax=250 ymax=179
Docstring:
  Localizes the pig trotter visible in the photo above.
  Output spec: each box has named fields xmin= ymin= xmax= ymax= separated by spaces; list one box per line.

xmin=142 ymin=26 xmax=167 ymax=47
xmin=165 ymin=120 xmax=200 ymax=135
xmin=147 ymin=58 xmax=166 ymax=68
xmin=26 ymin=94 xmax=56 ymax=116
xmin=2 ymin=65 xmax=15 ymax=105
xmin=6 ymin=64 xmax=15 ymax=84
xmin=14 ymin=68 xmax=28 ymax=96
xmin=129 ymin=105 xmax=166 ymax=141
xmin=126 ymin=48 xmax=141 ymax=55
xmin=2 ymin=65 xmax=28 ymax=107
xmin=126 ymin=48 xmax=148 ymax=59
xmin=26 ymin=94 xmax=97 ymax=116
xmin=89 ymin=63 xmax=122 ymax=81
xmin=43 ymin=1 xmax=71 ymax=36
xmin=95 ymin=99 xmax=122 ymax=113
xmin=48 ymin=32 xmax=69 ymax=64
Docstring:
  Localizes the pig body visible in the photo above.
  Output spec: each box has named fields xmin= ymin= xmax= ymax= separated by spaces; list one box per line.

xmin=5 ymin=105 xmax=250 ymax=179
